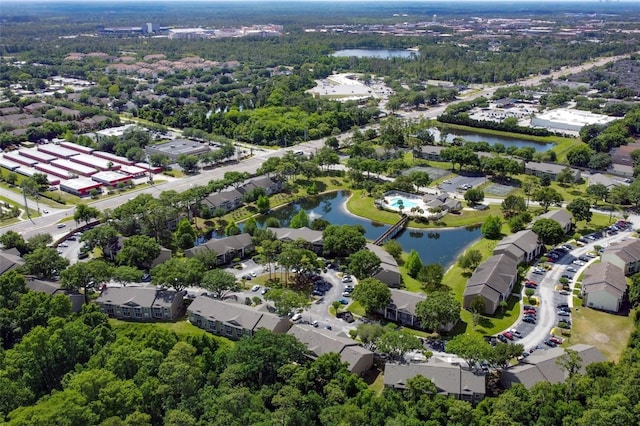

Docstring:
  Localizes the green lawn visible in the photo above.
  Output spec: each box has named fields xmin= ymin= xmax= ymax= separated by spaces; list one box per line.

xmin=565 ymin=300 xmax=634 ymax=362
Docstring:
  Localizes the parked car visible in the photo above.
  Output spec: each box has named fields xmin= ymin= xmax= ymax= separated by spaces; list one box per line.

xmin=557 ymin=303 xmax=569 ymax=309
xmin=291 ymin=313 xmax=302 ymax=322
xmin=311 ymin=320 xmax=319 ymax=328
xmin=341 ymin=275 xmax=352 ymax=283
xmin=261 ymin=287 xmax=269 ymax=295
xmin=523 ymin=317 xmax=536 ymax=324
xmin=502 ymin=331 xmax=514 ymax=340
xmin=524 ymin=309 xmax=537 ymax=315
xmin=566 ymin=266 xmax=577 ymax=272
xmin=557 ymin=310 xmax=571 ymax=316
xmin=525 ymin=283 xmax=538 ymax=289
xmin=544 ymin=339 xmax=557 ymax=347
xmin=572 ymin=260 xmax=585 ymax=266
xmin=497 ymin=334 xmax=508 ymax=343
xmin=342 ymin=291 xmax=352 ymax=297
xmin=243 ymin=275 xmax=253 ymax=280
xmin=338 ymin=298 xmax=349 ymax=305
xmin=549 ymin=336 xmax=564 ymax=345
xmin=579 ymin=256 xmax=590 ymax=262
xmin=523 ymin=305 xmax=536 ymax=311
xmin=510 ymin=329 xmax=523 ymax=338
xmin=56 ymin=223 xmax=66 ymax=229
xmin=141 ymin=273 xmax=151 ymax=282
xmin=251 ymin=284 xmax=260 ymax=292
xmin=561 ymin=274 xmax=573 ymax=280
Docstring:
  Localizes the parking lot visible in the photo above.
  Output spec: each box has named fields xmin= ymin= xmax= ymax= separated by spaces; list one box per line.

xmin=438 ymin=174 xmax=486 ymax=193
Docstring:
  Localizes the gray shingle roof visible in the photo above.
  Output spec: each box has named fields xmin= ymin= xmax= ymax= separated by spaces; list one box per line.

xmin=495 ymin=229 xmax=540 ymax=256
xmin=188 ymin=296 xmax=289 ymax=333
xmin=384 ymin=360 xmax=486 ymax=395
xmin=387 ymin=288 xmax=426 ymax=317
xmin=582 ymin=262 xmax=628 ymax=298
xmin=464 ymin=253 xmax=518 ymax=303
xmin=603 ymin=238 xmax=640 ymax=265
xmin=269 ymin=227 xmax=323 ymax=244
xmin=185 ymin=233 xmax=252 ymax=257
xmin=538 ymin=209 xmax=572 ymax=229
xmin=0 ymin=248 xmax=24 ymax=275
xmin=96 ymin=287 xmax=181 ymax=308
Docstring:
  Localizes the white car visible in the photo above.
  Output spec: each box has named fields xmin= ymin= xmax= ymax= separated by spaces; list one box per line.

xmin=251 ymin=284 xmax=260 ymax=292
xmin=291 ymin=313 xmax=302 ymax=322
xmin=572 ymin=260 xmax=585 ymax=266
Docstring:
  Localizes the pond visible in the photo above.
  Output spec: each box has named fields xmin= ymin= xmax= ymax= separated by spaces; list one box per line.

xmin=242 ymin=191 xmax=482 ymax=268
xmin=331 ymin=49 xmax=418 ymax=59
xmin=430 ymin=128 xmax=553 ymax=152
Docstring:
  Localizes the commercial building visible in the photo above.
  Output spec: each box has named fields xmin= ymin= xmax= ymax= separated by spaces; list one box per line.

xmin=19 ymin=148 xmax=57 ymax=163
xmin=34 ymin=162 xmax=76 ymax=180
xmin=3 ymin=151 xmax=38 ymax=167
xmin=14 ymin=166 xmax=60 ymax=185
xmin=38 ymin=144 xmax=81 ymax=159
xmin=59 ymin=178 xmax=103 ymax=196
xmin=92 ymin=124 xmax=138 ymax=142
xmin=145 ymin=139 xmax=211 ymax=162
xmin=531 ymin=108 xmax=617 ymax=133
xmin=70 ymin=153 xmax=120 ymax=171
xmin=51 ymin=158 xmax=97 ymax=177
xmin=92 ymin=151 xmax=135 ymax=166
xmin=119 ymin=164 xmax=148 ymax=177
xmin=0 ymin=158 xmax=21 ymax=171
xmin=91 ymin=171 xmax=133 ymax=187
xmin=60 ymin=141 xmax=95 ymax=155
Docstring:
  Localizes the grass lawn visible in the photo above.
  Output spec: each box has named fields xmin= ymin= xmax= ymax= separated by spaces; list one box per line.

xmin=347 ymin=300 xmax=366 ymax=316
xmin=565 ymin=300 xmax=634 ymax=362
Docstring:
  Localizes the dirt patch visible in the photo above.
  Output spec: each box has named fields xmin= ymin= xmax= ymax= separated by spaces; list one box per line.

xmin=591 ymin=332 xmax=610 ymax=343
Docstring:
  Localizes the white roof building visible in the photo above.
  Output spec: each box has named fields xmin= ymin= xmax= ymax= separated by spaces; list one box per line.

xmin=531 ymin=108 xmax=617 ymax=132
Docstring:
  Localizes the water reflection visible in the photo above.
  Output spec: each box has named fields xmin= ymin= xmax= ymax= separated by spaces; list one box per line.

xmin=246 ymin=191 xmax=481 ymax=268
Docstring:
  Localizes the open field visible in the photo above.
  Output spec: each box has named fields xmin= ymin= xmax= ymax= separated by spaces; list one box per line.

xmin=566 ymin=299 xmax=634 ymax=362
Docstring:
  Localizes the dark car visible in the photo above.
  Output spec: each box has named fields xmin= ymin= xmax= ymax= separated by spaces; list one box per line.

xmin=544 ymin=340 xmax=557 ymax=347
xmin=525 ymin=283 xmax=537 ymax=289
xmin=579 ymin=256 xmax=590 ymax=262
xmin=497 ymin=334 xmax=508 ymax=343
xmin=523 ymin=317 xmax=536 ymax=324
xmin=523 ymin=305 xmax=536 ymax=311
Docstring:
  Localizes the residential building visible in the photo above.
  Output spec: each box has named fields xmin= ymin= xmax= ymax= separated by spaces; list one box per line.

xmin=187 ymin=296 xmax=291 ymax=340
xmin=0 ymin=248 xmax=25 ymax=275
xmin=524 ymin=161 xmax=581 ymax=181
xmin=538 ymin=209 xmax=573 ymax=234
xmin=415 ymin=145 xmax=445 ymax=161
xmin=203 ymin=188 xmax=244 ymax=214
xmin=581 ymin=262 xmax=628 ymax=312
xmin=288 ymin=324 xmax=374 ymax=375
xmin=238 ymin=176 xmax=284 ymax=196
xmin=377 ymin=288 xmax=426 ymax=328
xmin=366 ymin=243 xmax=402 ymax=287
xmin=96 ymin=287 xmax=184 ymax=321
xmin=25 ymin=277 xmax=84 ymax=312
xmin=269 ymin=227 xmax=324 ymax=254
xmin=422 ymin=193 xmax=462 ymax=212
xmin=601 ymin=238 xmax=640 ymax=275
xmin=494 ymin=229 xmax=542 ymax=263
xmin=588 ymin=173 xmax=623 ymax=190
xmin=463 ymin=253 xmax=519 ymax=315
xmin=384 ymin=360 xmax=486 ymax=404
xmin=184 ymin=233 xmax=254 ymax=264
xmin=502 ymin=344 xmax=605 ymax=389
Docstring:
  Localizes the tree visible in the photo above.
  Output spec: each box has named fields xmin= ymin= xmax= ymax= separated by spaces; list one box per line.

xmin=464 ymin=188 xmax=484 ymax=207
xmin=501 ymin=195 xmax=527 ymax=218
xmin=469 ymin=295 xmax=486 ymax=326
xmin=525 ymin=288 xmax=535 ymax=303
xmin=151 ymin=257 xmax=205 ymax=291
xmin=458 ymin=249 xmax=483 ymax=271
xmin=408 ymin=170 xmax=431 ymax=193
xmin=23 ymin=247 xmax=69 ymax=279
xmin=567 ymin=198 xmax=592 ymax=224
xmin=200 ymin=269 xmax=239 ymax=299
xmin=81 ymin=225 xmax=119 ymax=258
xmin=111 ymin=265 xmax=143 ymax=285
xmin=225 ymin=221 xmax=241 ymax=236
xmin=557 ymin=348 xmax=583 ymax=402
xmin=532 ymin=218 xmax=565 ymax=245
xmin=532 ymin=187 xmax=563 ymax=213
xmin=418 ymin=263 xmax=444 ymax=290
xmin=481 ymin=216 xmax=502 ymax=239
xmin=256 ymin=195 xmax=270 ymax=213
xmin=376 ymin=329 xmax=424 ymax=363
xmin=174 ymin=218 xmax=197 ymax=250
xmin=352 ymin=323 xmax=386 ymax=350
xmin=322 ymin=225 xmax=366 ymax=258
xmin=556 ymin=167 xmax=576 ymax=186
xmin=74 ymin=204 xmax=101 ymax=225
xmin=61 ymin=260 xmax=111 ymax=303
xmin=566 ymin=144 xmax=594 ymax=167
xmin=116 ymin=235 xmax=161 ymax=270
xmin=383 ymin=240 xmax=403 ymax=262
xmin=177 ymin=154 xmax=199 ymax=174
xmin=0 ymin=230 xmax=28 ymax=254
xmin=491 ymin=342 xmax=525 ymax=369
xmin=586 ymin=183 xmax=609 ymax=206
xmin=415 ymin=291 xmax=461 ymax=332
xmin=445 ymin=334 xmax=492 ymax=369
xmin=347 ymin=250 xmax=381 ymax=280
xmin=289 ymin=209 xmax=310 ymax=229
xmin=405 ymin=249 xmax=423 ymax=278
xmin=351 ymin=278 xmax=391 ymax=314
xmin=264 ymin=288 xmax=309 ymax=316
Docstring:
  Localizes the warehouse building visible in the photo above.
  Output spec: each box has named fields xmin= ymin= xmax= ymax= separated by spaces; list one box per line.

xmin=92 ymin=151 xmax=135 ymax=166
xmin=51 ymin=158 xmax=97 ymax=176
xmin=38 ymin=144 xmax=81 ymax=159
xmin=60 ymin=141 xmax=95 ymax=155
xmin=70 ymin=153 xmax=121 ymax=171
xmin=3 ymin=151 xmax=39 ymax=167
xmin=145 ymin=139 xmax=211 ymax=162
xmin=34 ymin=162 xmax=76 ymax=179
xmin=19 ymin=148 xmax=57 ymax=163
xmin=60 ymin=178 xmax=103 ymax=196
xmin=531 ymin=108 xmax=617 ymax=133
xmin=91 ymin=171 xmax=133 ymax=187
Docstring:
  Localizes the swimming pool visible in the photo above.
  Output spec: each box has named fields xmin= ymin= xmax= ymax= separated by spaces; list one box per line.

xmin=389 ymin=196 xmax=418 ymax=210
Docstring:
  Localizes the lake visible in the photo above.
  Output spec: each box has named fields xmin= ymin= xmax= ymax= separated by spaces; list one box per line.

xmin=430 ymin=128 xmax=553 ymax=152
xmin=331 ymin=49 xmax=418 ymax=59
xmin=245 ymin=191 xmax=481 ymax=268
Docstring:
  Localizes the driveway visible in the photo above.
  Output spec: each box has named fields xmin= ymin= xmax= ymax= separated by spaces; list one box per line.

xmin=513 ymin=229 xmax=635 ymax=352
